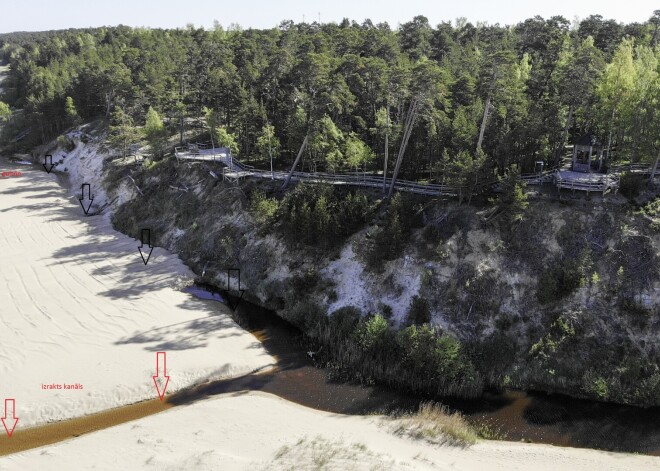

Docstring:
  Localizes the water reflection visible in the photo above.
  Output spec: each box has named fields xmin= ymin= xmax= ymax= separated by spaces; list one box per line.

xmin=181 ymin=283 xmax=660 ymax=455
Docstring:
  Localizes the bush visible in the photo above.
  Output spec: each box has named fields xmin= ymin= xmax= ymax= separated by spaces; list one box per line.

xmin=57 ymin=134 xmax=76 ymax=151
xmin=536 ymin=264 xmax=582 ymax=304
xmin=278 ymin=184 xmax=372 ymax=248
xmin=354 ymin=314 xmax=394 ymax=352
xmin=618 ymin=172 xmax=645 ymax=199
xmin=405 ymin=295 xmax=431 ymax=326
xmin=398 ymin=324 xmax=477 ymax=385
xmin=285 ymin=300 xmax=327 ymax=336
xmin=497 ymin=165 xmax=528 ymax=223
xmin=250 ymin=190 xmax=280 ymax=225
xmin=328 ymin=306 xmax=362 ymax=338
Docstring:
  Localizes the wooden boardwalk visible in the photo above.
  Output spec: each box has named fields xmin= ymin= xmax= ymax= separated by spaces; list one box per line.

xmin=175 ymin=143 xmax=653 ymax=198
xmin=176 ymin=144 xmax=464 ymax=197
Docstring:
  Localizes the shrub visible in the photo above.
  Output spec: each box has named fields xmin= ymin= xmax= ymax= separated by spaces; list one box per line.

xmin=581 ymin=371 xmax=609 ymax=400
xmin=328 ymin=306 xmax=362 ymax=338
xmin=285 ymin=300 xmax=327 ymax=336
xmin=497 ymin=165 xmax=528 ymax=223
xmin=405 ymin=295 xmax=431 ymax=326
xmin=250 ymin=190 xmax=280 ymax=225
xmin=57 ymin=134 xmax=76 ymax=151
xmin=618 ymin=172 xmax=645 ymax=199
xmin=278 ymin=184 xmax=372 ymax=248
xmin=380 ymin=303 xmax=393 ymax=320
xmin=398 ymin=324 xmax=476 ymax=384
xmin=354 ymin=314 xmax=394 ymax=352
xmin=536 ymin=264 xmax=582 ymax=304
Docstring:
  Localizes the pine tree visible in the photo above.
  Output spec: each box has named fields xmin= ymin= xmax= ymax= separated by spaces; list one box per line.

xmin=216 ymin=126 xmax=240 ymax=156
xmin=255 ymin=123 xmax=281 ymax=177
xmin=64 ymin=96 xmax=81 ymax=127
xmin=108 ymin=107 xmax=140 ymax=160
xmin=498 ymin=164 xmax=529 ymax=223
xmin=144 ymin=106 xmax=166 ymax=158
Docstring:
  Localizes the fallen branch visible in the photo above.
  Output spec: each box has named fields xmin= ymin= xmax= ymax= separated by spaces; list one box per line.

xmin=124 ymin=175 xmax=144 ymax=196
xmin=169 ymin=185 xmax=189 ymax=192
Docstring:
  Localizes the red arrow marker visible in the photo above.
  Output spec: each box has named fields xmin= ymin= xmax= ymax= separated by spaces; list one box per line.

xmin=2 ymin=399 xmax=18 ymax=437
xmin=152 ymin=352 xmax=170 ymax=401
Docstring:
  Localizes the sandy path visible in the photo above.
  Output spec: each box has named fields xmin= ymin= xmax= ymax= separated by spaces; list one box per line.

xmin=0 ymin=158 xmax=274 ymax=430
xmin=2 ymin=392 xmax=658 ymax=471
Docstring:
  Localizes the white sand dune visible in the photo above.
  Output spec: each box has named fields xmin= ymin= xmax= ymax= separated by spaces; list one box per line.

xmin=0 ymin=158 xmax=274 ymax=428
xmin=2 ymin=392 xmax=658 ymax=471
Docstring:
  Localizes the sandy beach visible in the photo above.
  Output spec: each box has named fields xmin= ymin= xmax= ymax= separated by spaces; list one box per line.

xmin=0 ymin=157 xmax=274 ymax=429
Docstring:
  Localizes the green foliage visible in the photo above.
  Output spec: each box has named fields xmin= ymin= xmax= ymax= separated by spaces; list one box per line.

xmin=255 ymin=123 xmax=281 ymax=165
xmin=618 ymin=172 xmax=645 ymax=199
xmin=278 ymin=183 xmax=371 ymax=248
xmin=405 ymin=295 xmax=431 ymax=326
xmin=581 ymin=371 xmax=609 ymax=400
xmin=203 ymin=107 xmax=220 ymax=139
xmin=344 ymin=132 xmax=374 ymax=172
xmin=536 ymin=264 xmax=582 ymax=304
xmin=2 ymin=17 xmax=654 ymax=178
xmin=64 ymin=96 xmax=80 ymax=126
xmin=397 ymin=324 xmax=476 ymax=384
xmin=108 ymin=107 xmax=140 ymax=159
xmin=143 ymin=106 xmax=166 ymax=158
xmin=354 ymin=314 xmax=393 ymax=352
xmin=640 ymin=197 xmax=660 ymax=231
xmin=216 ymin=126 xmax=240 ymax=156
xmin=56 ymin=134 xmax=75 ymax=151
xmin=312 ymin=306 xmax=482 ymax=398
xmin=0 ymin=101 xmax=9 ymax=123
xmin=529 ymin=314 xmax=577 ymax=361
xmin=308 ymin=115 xmax=344 ymax=172
xmin=497 ymin=165 xmax=528 ymax=223
xmin=249 ymin=190 xmax=280 ymax=224
xmin=366 ymin=193 xmax=422 ymax=267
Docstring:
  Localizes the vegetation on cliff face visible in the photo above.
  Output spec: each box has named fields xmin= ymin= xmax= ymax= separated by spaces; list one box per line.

xmin=100 ymin=146 xmax=660 ymax=406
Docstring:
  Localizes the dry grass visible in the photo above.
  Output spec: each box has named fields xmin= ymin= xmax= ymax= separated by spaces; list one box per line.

xmin=391 ymin=401 xmax=478 ymax=447
xmin=261 ymin=436 xmax=400 ymax=471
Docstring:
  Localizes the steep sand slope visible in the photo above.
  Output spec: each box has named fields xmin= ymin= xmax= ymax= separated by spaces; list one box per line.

xmin=2 ymin=392 xmax=658 ymax=471
xmin=0 ymin=158 xmax=274 ymax=429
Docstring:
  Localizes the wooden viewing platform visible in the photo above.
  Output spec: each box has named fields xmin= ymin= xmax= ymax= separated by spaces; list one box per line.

xmin=554 ymin=170 xmax=620 ymax=195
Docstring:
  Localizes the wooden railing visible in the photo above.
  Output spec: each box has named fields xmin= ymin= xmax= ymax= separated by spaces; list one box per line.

xmin=554 ymin=171 xmax=620 ymax=194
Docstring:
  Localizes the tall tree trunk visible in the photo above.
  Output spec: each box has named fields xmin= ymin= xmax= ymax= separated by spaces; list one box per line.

xmin=382 ymin=128 xmax=389 ymax=193
xmin=650 ymin=152 xmax=660 ymax=186
xmin=388 ymin=99 xmax=418 ymax=199
xmin=556 ymin=104 xmax=574 ymax=166
xmin=606 ymin=108 xmax=615 ymax=160
xmin=282 ymin=134 xmax=308 ymax=190
xmin=476 ymin=92 xmax=492 ymax=154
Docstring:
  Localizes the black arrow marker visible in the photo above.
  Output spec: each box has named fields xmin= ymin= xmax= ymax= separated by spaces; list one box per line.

xmin=78 ymin=183 xmax=94 ymax=215
xmin=138 ymin=228 xmax=154 ymax=265
xmin=226 ymin=268 xmax=245 ymax=312
xmin=43 ymin=155 xmax=54 ymax=174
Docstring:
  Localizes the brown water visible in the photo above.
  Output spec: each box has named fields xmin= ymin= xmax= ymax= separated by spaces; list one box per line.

xmin=182 ymin=283 xmax=660 ymax=456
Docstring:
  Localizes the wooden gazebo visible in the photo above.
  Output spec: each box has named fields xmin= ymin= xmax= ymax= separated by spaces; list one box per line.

xmin=572 ymin=134 xmax=606 ymax=173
